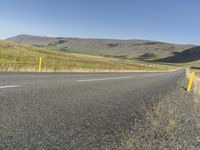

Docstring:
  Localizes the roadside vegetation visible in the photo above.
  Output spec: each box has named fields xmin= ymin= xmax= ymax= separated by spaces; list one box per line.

xmin=191 ymin=69 xmax=200 ymax=110
xmin=0 ymin=40 xmax=173 ymax=72
xmin=118 ymin=69 xmax=200 ymax=150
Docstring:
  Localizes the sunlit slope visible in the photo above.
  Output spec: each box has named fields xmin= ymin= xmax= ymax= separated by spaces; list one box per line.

xmin=0 ymin=40 xmax=169 ymax=72
xmin=7 ymin=35 xmax=195 ymax=60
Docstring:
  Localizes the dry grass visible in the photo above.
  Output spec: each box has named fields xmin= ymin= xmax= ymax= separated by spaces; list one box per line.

xmin=193 ymin=75 xmax=200 ymax=101
xmin=118 ymin=70 xmax=200 ymax=150
xmin=0 ymin=40 xmax=174 ymax=72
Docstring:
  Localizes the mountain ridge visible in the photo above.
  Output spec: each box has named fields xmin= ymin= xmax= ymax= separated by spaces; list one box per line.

xmin=7 ymin=34 xmax=196 ymax=60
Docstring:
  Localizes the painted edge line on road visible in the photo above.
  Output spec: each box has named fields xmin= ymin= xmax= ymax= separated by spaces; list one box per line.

xmin=77 ymin=76 xmax=136 ymax=82
xmin=0 ymin=85 xmax=21 ymax=89
xmin=76 ymin=74 xmax=160 ymax=82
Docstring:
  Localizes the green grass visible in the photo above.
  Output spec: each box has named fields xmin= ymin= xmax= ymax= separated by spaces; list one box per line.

xmin=0 ymin=40 xmax=174 ymax=72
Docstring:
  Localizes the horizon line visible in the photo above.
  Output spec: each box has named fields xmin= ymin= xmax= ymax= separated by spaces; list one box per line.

xmin=3 ymin=34 xmax=197 ymax=46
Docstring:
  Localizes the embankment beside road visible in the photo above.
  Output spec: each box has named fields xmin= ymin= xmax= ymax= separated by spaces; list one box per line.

xmin=193 ymin=74 xmax=200 ymax=101
xmin=120 ymin=70 xmax=200 ymax=150
xmin=186 ymin=68 xmax=200 ymax=99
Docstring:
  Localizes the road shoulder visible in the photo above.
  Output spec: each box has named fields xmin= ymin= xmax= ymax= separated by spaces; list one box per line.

xmin=120 ymin=77 xmax=198 ymax=150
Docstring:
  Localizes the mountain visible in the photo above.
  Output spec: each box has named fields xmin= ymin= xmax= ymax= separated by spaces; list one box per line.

xmin=7 ymin=35 xmax=195 ymax=60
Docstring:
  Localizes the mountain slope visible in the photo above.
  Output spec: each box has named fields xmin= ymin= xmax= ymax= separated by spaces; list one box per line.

xmin=7 ymin=35 xmax=195 ymax=60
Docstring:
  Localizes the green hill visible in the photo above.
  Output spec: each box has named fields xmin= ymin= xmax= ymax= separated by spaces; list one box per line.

xmin=7 ymin=35 xmax=195 ymax=60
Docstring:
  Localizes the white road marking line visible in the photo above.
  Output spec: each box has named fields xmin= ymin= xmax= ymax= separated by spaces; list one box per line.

xmin=142 ymin=74 xmax=162 ymax=77
xmin=77 ymin=76 xmax=137 ymax=82
xmin=76 ymin=74 xmax=164 ymax=82
xmin=0 ymin=85 xmax=21 ymax=89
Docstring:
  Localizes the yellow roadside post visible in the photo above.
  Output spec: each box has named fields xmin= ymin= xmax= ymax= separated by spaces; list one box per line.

xmin=187 ymin=72 xmax=195 ymax=92
xmin=38 ymin=57 xmax=42 ymax=72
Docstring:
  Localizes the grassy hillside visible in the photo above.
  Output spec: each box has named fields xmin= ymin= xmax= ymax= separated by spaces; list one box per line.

xmin=7 ymin=35 xmax=195 ymax=60
xmin=151 ymin=45 xmax=200 ymax=74
xmin=0 ymin=40 xmax=172 ymax=72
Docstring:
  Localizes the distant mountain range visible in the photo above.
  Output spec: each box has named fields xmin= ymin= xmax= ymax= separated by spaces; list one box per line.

xmin=7 ymin=34 xmax=199 ymax=62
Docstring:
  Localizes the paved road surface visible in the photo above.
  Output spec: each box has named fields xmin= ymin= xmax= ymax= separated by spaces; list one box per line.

xmin=0 ymin=70 xmax=185 ymax=149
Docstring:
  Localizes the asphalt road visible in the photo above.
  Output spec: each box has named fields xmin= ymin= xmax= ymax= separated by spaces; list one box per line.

xmin=0 ymin=70 xmax=185 ymax=149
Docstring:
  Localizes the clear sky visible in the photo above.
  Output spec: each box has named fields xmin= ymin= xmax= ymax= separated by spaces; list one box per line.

xmin=0 ymin=0 xmax=199 ymax=44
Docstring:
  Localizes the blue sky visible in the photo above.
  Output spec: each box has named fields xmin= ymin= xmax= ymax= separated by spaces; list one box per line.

xmin=0 ymin=0 xmax=199 ymax=44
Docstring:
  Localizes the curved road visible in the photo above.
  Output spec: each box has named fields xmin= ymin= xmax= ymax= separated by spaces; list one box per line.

xmin=0 ymin=70 xmax=185 ymax=149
